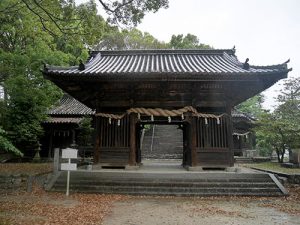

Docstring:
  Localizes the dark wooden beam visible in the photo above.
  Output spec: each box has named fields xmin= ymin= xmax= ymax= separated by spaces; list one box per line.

xmin=94 ymin=116 xmax=101 ymax=164
xmin=226 ymin=105 xmax=234 ymax=167
xmin=129 ymin=114 xmax=137 ymax=166
xmin=191 ymin=117 xmax=198 ymax=167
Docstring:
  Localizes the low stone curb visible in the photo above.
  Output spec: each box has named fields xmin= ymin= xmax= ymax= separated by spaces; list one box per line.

xmin=250 ymin=167 xmax=300 ymax=184
xmin=0 ymin=171 xmax=52 ymax=192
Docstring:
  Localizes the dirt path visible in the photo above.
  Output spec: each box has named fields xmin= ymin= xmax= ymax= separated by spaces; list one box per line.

xmin=0 ymin=178 xmax=299 ymax=225
xmin=0 ymin=187 xmax=127 ymax=225
xmin=102 ymin=196 xmax=300 ymax=225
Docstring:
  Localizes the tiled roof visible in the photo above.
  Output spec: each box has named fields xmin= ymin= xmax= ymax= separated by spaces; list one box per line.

xmin=232 ymin=110 xmax=254 ymax=123
xmin=44 ymin=117 xmax=84 ymax=124
xmin=44 ymin=49 xmax=290 ymax=77
xmin=48 ymin=94 xmax=94 ymax=116
xmin=233 ymin=128 xmax=250 ymax=135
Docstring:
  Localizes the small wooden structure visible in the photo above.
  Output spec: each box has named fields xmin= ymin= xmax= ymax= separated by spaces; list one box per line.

xmin=43 ymin=49 xmax=290 ymax=168
xmin=232 ymin=111 xmax=255 ymax=156
xmin=41 ymin=94 xmax=94 ymax=158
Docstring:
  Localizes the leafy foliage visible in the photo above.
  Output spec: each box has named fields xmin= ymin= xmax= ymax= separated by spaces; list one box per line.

xmin=169 ymin=34 xmax=211 ymax=49
xmin=254 ymin=77 xmax=300 ymax=162
xmin=255 ymin=111 xmax=287 ymax=162
xmin=98 ymin=29 xmax=212 ymax=50
xmin=77 ymin=116 xmax=94 ymax=146
xmin=0 ymin=0 xmax=109 ymax=156
xmin=98 ymin=0 xmax=169 ymax=27
xmin=276 ymin=77 xmax=300 ymax=148
xmin=0 ymin=127 xmax=23 ymax=157
xmin=4 ymin=75 xmax=59 ymax=153
xmin=1 ymin=0 xmax=169 ymax=37
xmin=235 ymin=94 xmax=264 ymax=118
xmin=98 ymin=28 xmax=167 ymax=50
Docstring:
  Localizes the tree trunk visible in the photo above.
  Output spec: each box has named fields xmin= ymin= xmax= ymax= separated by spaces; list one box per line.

xmin=276 ymin=149 xmax=279 ymax=162
xmin=3 ymin=85 xmax=8 ymax=106
xmin=280 ymin=147 xmax=285 ymax=163
xmin=276 ymin=149 xmax=282 ymax=163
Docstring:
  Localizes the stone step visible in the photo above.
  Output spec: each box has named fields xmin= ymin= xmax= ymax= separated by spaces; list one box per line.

xmin=54 ymin=180 xmax=277 ymax=188
xmin=56 ymin=176 xmax=274 ymax=185
xmin=141 ymin=125 xmax=183 ymax=160
xmin=51 ymin=185 xmax=282 ymax=196
xmin=48 ymin=171 xmax=286 ymax=196
xmin=53 ymin=184 xmax=280 ymax=192
xmin=56 ymin=171 xmax=271 ymax=178
xmin=53 ymin=189 xmax=283 ymax=197
xmin=56 ymin=179 xmax=276 ymax=187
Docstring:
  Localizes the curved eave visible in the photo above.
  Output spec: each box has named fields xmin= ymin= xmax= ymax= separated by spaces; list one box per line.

xmin=48 ymin=112 xmax=95 ymax=116
xmin=44 ymin=69 xmax=289 ymax=82
xmin=90 ymin=49 xmax=236 ymax=55
xmin=43 ymin=117 xmax=83 ymax=124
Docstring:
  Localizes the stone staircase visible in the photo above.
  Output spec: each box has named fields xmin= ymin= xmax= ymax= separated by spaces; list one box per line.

xmin=141 ymin=125 xmax=183 ymax=160
xmin=48 ymin=170 xmax=287 ymax=196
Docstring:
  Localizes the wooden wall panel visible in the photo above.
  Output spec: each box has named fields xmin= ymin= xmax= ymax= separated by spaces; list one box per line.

xmin=95 ymin=115 xmax=131 ymax=166
xmin=197 ymin=151 xmax=231 ymax=167
xmin=195 ymin=117 xmax=229 ymax=149
xmin=99 ymin=116 xmax=130 ymax=148
xmin=194 ymin=116 xmax=231 ymax=167
xmin=98 ymin=148 xmax=130 ymax=165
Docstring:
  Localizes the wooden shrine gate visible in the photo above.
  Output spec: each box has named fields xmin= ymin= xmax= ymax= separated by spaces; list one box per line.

xmin=94 ymin=111 xmax=233 ymax=168
xmin=44 ymin=48 xmax=289 ymax=169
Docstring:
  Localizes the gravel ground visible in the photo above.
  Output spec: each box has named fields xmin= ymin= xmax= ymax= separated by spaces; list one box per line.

xmin=0 ymin=186 xmax=127 ymax=225
xmin=0 ymin=185 xmax=299 ymax=225
xmin=1 ymin=163 xmax=299 ymax=225
xmin=102 ymin=194 xmax=300 ymax=225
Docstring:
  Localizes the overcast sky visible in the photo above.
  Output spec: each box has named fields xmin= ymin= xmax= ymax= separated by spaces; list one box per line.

xmin=83 ymin=0 xmax=300 ymax=109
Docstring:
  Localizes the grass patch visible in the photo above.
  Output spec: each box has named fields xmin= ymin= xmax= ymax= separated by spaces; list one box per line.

xmin=243 ymin=162 xmax=300 ymax=174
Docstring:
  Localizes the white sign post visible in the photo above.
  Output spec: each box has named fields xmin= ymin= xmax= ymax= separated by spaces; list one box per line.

xmin=61 ymin=148 xmax=78 ymax=196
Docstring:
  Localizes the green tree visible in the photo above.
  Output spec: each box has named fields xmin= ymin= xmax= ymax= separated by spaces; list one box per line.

xmin=0 ymin=0 xmax=169 ymax=35
xmin=276 ymin=77 xmax=300 ymax=148
xmin=254 ymin=77 xmax=300 ymax=162
xmin=0 ymin=0 xmax=107 ymax=156
xmin=255 ymin=111 xmax=288 ymax=162
xmin=0 ymin=127 xmax=23 ymax=159
xmin=77 ymin=116 xmax=95 ymax=146
xmin=98 ymin=28 xmax=167 ymax=50
xmin=169 ymin=34 xmax=211 ymax=49
xmin=98 ymin=30 xmax=213 ymax=51
xmin=235 ymin=94 xmax=265 ymax=118
xmin=97 ymin=0 xmax=169 ymax=27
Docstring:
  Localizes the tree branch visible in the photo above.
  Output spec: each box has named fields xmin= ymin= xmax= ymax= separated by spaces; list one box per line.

xmin=0 ymin=1 xmax=23 ymax=13
xmin=20 ymin=0 xmax=85 ymax=36
xmin=98 ymin=0 xmax=135 ymax=13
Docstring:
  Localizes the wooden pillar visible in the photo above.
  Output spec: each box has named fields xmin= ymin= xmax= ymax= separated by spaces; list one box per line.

xmin=186 ymin=114 xmax=197 ymax=167
xmin=48 ymin=128 xmax=53 ymax=158
xmin=191 ymin=117 xmax=198 ymax=167
xmin=129 ymin=114 xmax=137 ymax=166
xmin=180 ymin=125 xmax=187 ymax=166
xmin=94 ymin=116 xmax=101 ymax=164
xmin=136 ymin=124 xmax=142 ymax=164
xmin=226 ymin=105 xmax=234 ymax=167
xmin=70 ymin=129 xmax=76 ymax=147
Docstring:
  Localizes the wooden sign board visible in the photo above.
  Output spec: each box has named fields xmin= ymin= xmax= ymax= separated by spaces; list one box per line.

xmin=62 ymin=148 xmax=78 ymax=159
xmin=61 ymin=163 xmax=77 ymax=171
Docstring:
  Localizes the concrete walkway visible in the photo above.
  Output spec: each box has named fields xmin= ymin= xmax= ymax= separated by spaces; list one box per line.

xmin=86 ymin=159 xmax=259 ymax=174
